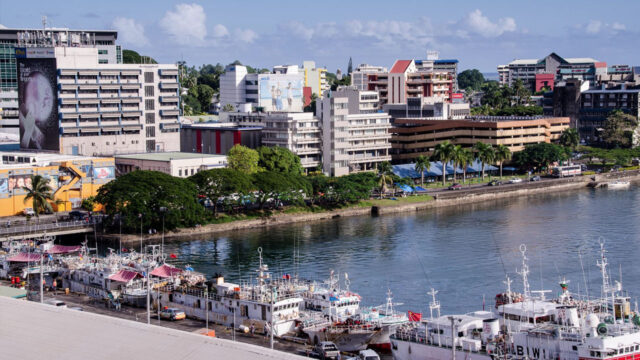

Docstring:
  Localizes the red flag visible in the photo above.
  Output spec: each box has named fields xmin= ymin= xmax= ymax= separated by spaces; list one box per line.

xmin=408 ymin=311 xmax=422 ymax=322
xmin=170 ymin=254 xmax=177 ymax=259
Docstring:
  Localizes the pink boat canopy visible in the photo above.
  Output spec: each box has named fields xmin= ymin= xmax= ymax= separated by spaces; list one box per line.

xmin=46 ymin=245 xmax=82 ymax=254
xmin=150 ymin=264 xmax=182 ymax=278
xmin=7 ymin=253 xmax=42 ymax=262
xmin=108 ymin=270 xmax=142 ymax=283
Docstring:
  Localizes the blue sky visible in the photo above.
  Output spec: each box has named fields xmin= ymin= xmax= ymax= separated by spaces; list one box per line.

xmin=0 ymin=0 xmax=637 ymax=73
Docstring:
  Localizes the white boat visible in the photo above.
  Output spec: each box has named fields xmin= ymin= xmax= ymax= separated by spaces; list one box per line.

xmin=355 ymin=289 xmax=408 ymax=351
xmin=607 ymin=180 xmax=630 ymax=189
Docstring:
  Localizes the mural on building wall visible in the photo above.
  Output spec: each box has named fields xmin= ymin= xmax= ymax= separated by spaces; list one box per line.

xmin=8 ymin=175 xmax=32 ymax=192
xmin=259 ymin=76 xmax=303 ymax=111
xmin=16 ymin=55 xmax=60 ymax=151
xmin=93 ymin=167 xmax=115 ymax=179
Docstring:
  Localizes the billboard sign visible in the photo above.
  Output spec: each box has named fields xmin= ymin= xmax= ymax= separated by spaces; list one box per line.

xmin=93 ymin=167 xmax=115 ymax=179
xmin=258 ymin=75 xmax=303 ymax=112
xmin=8 ymin=175 xmax=32 ymax=192
xmin=17 ymin=55 xmax=59 ymax=151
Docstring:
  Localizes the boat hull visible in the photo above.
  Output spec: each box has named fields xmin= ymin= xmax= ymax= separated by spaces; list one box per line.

xmin=304 ymin=326 xmax=378 ymax=353
xmin=391 ymin=338 xmax=494 ymax=360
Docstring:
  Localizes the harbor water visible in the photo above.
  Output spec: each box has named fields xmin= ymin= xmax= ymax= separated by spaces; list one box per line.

xmin=136 ymin=186 xmax=640 ymax=315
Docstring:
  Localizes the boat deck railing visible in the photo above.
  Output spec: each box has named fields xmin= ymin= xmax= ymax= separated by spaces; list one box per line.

xmin=157 ymin=284 xmax=301 ymax=303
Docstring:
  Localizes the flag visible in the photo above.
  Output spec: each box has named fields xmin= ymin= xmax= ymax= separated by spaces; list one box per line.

xmin=122 ymin=248 xmax=128 ymax=253
xmin=282 ymin=274 xmax=291 ymax=280
xmin=170 ymin=254 xmax=177 ymax=259
xmin=329 ymin=296 xmax=339 ymax=302
xmin=185 ymin=266 xmax=194 ymax=271
xmin=408 ymin=311 xmax=422 ymax=322
xmin=48 ymin=254 xmax=53 ymax=261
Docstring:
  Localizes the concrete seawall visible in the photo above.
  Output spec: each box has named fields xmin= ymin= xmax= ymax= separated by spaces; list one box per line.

xmin=108 ymin=170 xmax=640 ymax=244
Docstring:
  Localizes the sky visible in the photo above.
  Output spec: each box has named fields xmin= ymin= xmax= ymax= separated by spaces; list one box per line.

xmin=0 ymin=0 xmax=638 ymax=73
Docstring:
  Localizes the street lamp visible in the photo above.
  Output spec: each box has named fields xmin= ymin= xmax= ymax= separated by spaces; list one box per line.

xmin=159 ymin=207 xmax=167 ymax=257
xmin=146 ymin=257 xmax=151 ymax=325
xmin=138 ymin=213 xmax=143 ymax=254
xmin=270 ymin=286 xmax=275 ymax=349
xmin=203 ymin=284 xmax=209 ymax=332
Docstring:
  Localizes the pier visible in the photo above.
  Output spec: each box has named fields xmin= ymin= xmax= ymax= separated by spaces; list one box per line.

xmin=0 ymin=218 xmax=101 ymax=243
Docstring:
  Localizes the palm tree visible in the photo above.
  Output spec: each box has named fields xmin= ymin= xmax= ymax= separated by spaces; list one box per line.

xmin=432 ymin=141 xmax=455 ymax=186
xmin=451 ymin=145 xmax=466 ymax=183
xmin=494 ymin=144 xmax=512 ymax=179
xmin=459 ymin=148 xmax=474 ymax=184
xmin=559 ymin=128 xmax=579 ymax=152
xmin=414 ymin=155 xmax=430 ymax=186
xmin=22 ymin=174 xmax=54 ymax=217
xmin=474 ymin=142 xmax=495 ymax=181
xmin=377 ymin=161 xmax=394 ymax=199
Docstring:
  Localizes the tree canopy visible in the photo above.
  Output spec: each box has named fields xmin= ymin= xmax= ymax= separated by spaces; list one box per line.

xmin=122 ymin=49 xmax=157 ymax=64
xmin=458 ymin=69 xmax=485 ymax=91
xmin=512 ymin=143 xmax=568 ymax=171
xmin=257 ymin=146 xmax=304 ymax=175
xmin=227 ymin=145 xmax=260 ymax=174
xmin=96 ymin=171 xmax=206 ymax=232
xmin=601 ymin=110 xmax=638 ymax=148
xmin=189 ymin=169 xmax=252 ymax=216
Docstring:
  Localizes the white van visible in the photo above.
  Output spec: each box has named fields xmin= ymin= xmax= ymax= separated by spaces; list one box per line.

xmin=44 ymin=299 xmax=67 ymax=308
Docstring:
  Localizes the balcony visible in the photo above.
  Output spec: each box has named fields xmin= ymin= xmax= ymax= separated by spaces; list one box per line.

xmin=159 ymin=82 xmax=179 ymax=90
xmin=159 ymin=109 xmax=179 ymax=117
xmin=159 ymin=96 xmax=180 ymax=103
xmin=159 ymin=69 xmax=178 ymax=76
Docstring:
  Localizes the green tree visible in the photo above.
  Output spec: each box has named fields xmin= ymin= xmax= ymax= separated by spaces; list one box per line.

xmin=257 ymin=146 xmax=303 ymax=175
xmin=494 ymin=144 xmax=512 ymax=179
xmin=451 ymin=145 xmax=466 ymax=183
xmin=347 ymin=57 xmax=353 ymax=74
xmin=304 ymin=93 xmax=318 ymax=113
xmin=511 ymin=79 xmax=531 ymax=106
xmin=188 ymin=84 xmax=214 ymax=113
xmin=331 ymin=172 xmax=378 ymax=204
xmin=459 ymin=148 xmax=474 ymax=184
xmin=414 ymin=155 xmax=430 ymax=186
xmin=189 ymin=169 xmax=252 ymax=216
xmin=474 ymin=142 xmax=495 ymax=180
xmin=251 ymin=171 xmax=310 ymax=209
xmin=458 ymin=69 xmax=485 ymax=91
xmin=602 ymin=110 xmax=638 ymax=148
xmin=81 ymin=196 xmax=96 ymax=212
xmin=432 ymin=141 xmax=455 ymax=186
xmin=122 ymin=49 xmax=157 ymax=64
xmin=559 ymin=128 xmax=580 ymax=151
xmin=96 ymin=171 xmax=206 ymax=232
xmin=512 ymin=143 xmax=567 ymax=172
xmin=377 ymin=161 xmax=394 ymax=198
xmin=22 ymin=174 xmax=54 ymax=217
xmin=222 ymin=103 xmax=235 ymax=112
xmin=227 ymin=145 xmax=260 ymax=175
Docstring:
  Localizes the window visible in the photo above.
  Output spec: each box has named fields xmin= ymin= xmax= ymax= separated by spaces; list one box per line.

xmin=191 ymin=169 xmax=195 ymax=175
xmin=144 ymin=86 xmax=154 ymax=97
xmin=145 ymin=99 xmax=155 ymax=110
xmin=146 ymin=126 xmax=155 ymax=138
xmin=145 ymin=113 xmax=155 ymax=124
xmin=144 ymin=72 xmax=154 ymax=83
xmin=178 ymin=169 xmax=182 ymax=177
xmin=146 ymin=140 xmax=156 ymax=151
xmin=98 ymin=59 xmax=108 ymax=64
xmin=98 ymin=49 xmax=108 ymax=55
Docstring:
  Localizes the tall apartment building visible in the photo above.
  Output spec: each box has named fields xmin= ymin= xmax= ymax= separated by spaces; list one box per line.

xmin=579 ymin=85 xmax=640 ymax=145
xmin=0 ymin=27 xmax=121 ymax=138
xmin=433 ymin=59 xmax=459 ymax=91
xmin=497 ymin=52 xmax=608 ymax=92
xmin=366 ymin=59 xmax=454 ymax=107
xmin=220 ymin=62 xmax=326 ymax=112
xmin=383 ymin=97 xmax=470 ymax=121
xmin=351 ymin=64 xmax=388 ymax=91
xmin=17 ymin=46 xmax=179 ymax=156
xmin=226 ymin=111 xmax=322 ymax=170
xmin=316 ymin=87 xmax=391 ymax=176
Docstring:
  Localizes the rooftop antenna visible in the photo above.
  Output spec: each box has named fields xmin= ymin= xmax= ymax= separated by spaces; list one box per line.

xmin=517 ymin=244 xmax=531 ymax=299
xmin=428 ymin=288 xmax=440 ymax=319
xmin=42 ymin=15 xmax=47 ymax=30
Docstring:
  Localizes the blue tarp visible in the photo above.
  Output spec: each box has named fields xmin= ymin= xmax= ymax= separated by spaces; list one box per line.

xmin=414 ymin=186 xmax=427 ymax=192
xmin=503 ymin=167 xmax=517 ymax=171
xmin=396 ymin=184 xmax=414 ymax=193
xmin=393 ymin=160 xmax=498 ymax=179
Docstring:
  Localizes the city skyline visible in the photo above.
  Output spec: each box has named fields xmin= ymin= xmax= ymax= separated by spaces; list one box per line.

xmin=0 ymin=0 xmax=638 ymax=73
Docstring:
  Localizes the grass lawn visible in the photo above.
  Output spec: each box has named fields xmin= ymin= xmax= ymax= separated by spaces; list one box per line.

xmin=418 ymin=174 xmax=530 ymax=189
xmin=359 ymin=194 xmax=434 ymax=207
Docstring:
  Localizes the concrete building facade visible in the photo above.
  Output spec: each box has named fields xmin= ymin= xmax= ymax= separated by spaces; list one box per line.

xmin=383 ymin=97 xmax=470 ymax=121
xmin=351 ymin=64 xmax=388 ymax=91
xmin=317 ymin=87 xmax=391 ymax=176
xmin=0 ymin=151 xmax=114 ymax=215
xmin=180 ymin=122 xmax=262 ymax=155
xmin=390 ymin=116 xmax=570 ymax=162
xmin=115 ymin=152 xmax=227 ymax=178
xmin=579 ymin=85 xmax=640 ymax=145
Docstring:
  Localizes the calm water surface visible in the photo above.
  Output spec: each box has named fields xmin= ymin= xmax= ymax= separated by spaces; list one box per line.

xmin=158 ymin=186 xmax=640 ymax=315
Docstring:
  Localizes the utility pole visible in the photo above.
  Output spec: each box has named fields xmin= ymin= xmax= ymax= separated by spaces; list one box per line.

xmin=160 ymin=207 xmax=167 ymax=257
xmin=139 ymin=213 xmax=143 ymax=253
xmin=449 ymin=316 xmax=456 ymax=360
xmin=203 ymin=284 xmax=209 ymax=332
xmin=270 ymin=286 xmax=275 ymax=349
xmin=146 ymin=258 xmax=151 ymax=325
xmin=40 ymin=252 xmax=44 ymax=303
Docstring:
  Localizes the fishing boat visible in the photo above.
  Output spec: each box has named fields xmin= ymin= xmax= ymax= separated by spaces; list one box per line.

xmin=354 ymin=289 xmax=408 ymax=351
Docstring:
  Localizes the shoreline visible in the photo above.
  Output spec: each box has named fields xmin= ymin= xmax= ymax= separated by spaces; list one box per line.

xmin=105 ymin=170 xmax=640 ymax=244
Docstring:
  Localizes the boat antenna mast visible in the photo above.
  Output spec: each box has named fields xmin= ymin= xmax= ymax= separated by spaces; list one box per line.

xmin=385 ymin=288 xmax=394 ymax=315
xmin=256 ymin=247 xmax=269 ymax=288
xmin=516 ymin=244 xmax=531 ymax=299
xmin=428 ymin=288 xmax=441 ymax=319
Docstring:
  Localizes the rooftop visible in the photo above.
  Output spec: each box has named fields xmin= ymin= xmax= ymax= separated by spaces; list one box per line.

xmin=115 ymin=152 xmax=227 ymax=161
xmin=0 ymin=296 xmax=305 ymax=360
xmin=390 ymin=60 xmax=413 ymax=74
xmin=0 ymin=151 xmax=110 ymax=169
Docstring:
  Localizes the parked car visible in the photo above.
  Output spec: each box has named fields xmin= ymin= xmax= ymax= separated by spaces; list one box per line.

xmin=68 ymin=306 xmax=84 ymax=311
xmin=357 ymin=349 xmax=380 ymax=360
xmin=44 ymin=299 xmax=67 ymax=308
xmin=23 ymin=207 xmax=35 ymax=217
xmin=530 ymin=176 xmax=541 ymax=182
xmin=68 ymin=210 xmax=87 ymax=220
xmin=312 ymin=342 xmax=340 ymax=360
xmin=509 ymin=178 xmax=523 ymax=184
xmin=488 ymin=180 xmax=502 ymax=186
xmin=448 ymin=183 xmax=462 ymax=190
xmin=160 ymin=307 xmax=186 ymax=321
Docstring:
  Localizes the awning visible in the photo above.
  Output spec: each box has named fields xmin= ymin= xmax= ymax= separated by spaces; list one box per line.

xmin=150 ymin=264 xmax=182 ymax=278
xmin=109 ymin=270 xmax=142 ymax=283
xmin=46 ymin=245 xmax=82 ymax=254
xmin=7 ymin=253 xmax=42 ymax=262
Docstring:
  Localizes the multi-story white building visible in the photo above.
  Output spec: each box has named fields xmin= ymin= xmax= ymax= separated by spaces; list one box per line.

xmin=317 ymin=87 xmax=391 ymax=176
xmin=351 ymin=64 xmax=388 ymax=91
xmin=0 ymin=27 xmax=121 ymax=138
xmin=115 ymin=152 xmax=227 ymax=178
xmin=497 ymin=64 xmax=509 ymax=85
xmin=383 ymin=97 xmax=470 ymax=121
xmin=226 ymin=111 xmax=322 ymax=170
xmin=20 ymin=46 xmax=180 ymax=156
xmin=220 ymin=62 xmax=327 ymax=113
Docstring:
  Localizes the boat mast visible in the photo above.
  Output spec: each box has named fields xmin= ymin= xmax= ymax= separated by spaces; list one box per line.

xmin=517 ymin=244 xmax=531 ymax=299
xmin=428 ymin=288 xmax=440 ymax=319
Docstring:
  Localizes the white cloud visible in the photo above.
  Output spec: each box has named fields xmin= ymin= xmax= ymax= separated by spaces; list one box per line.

xmin=0 ymin=24 xmax=6 ymax=29
xmin=159 ymin=3 xmax=207 ymax=44
xmin=577 ymin=20 xmax=627 ymax=35
xmin=585 ymin=20 xmax=602 ymax=34
xmin=112 ymin=17 xmax=149 ymax=47
xmin=212 ymin=24 xmax=229 ymax=38
xmin=234 ymin=29 xmax=257 ymax=43
xmin=280 ymin=21 xmax=314 ymax=41
xmin=462 ymin=9 xmax=516 ymax=38
xmin=611 ymin=22 xmax=626 ymax=31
